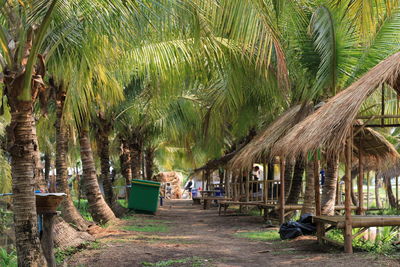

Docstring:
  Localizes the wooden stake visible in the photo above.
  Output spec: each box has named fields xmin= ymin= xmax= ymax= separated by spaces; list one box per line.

xmin=40 ymin=212 xmax=57 ymax=267
xmin=358 ymin=138 xmax=364 ymax=215
xmin=367 ymin=171 xmax=370 ymax=210
xmin=263 ymin=159 xmax=267 ymax=204
xmin=279 ymin=158 xmax=286 ymax=224
xmin=345 ymin=133 xmax=353 ymax=253
xmin=314 ymin=151 xmax=321 ymax=216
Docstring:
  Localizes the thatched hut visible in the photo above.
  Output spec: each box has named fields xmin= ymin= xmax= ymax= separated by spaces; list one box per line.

xmin=229 ymin=103 xmax=313 ymax=170
xmin=274 ymin=51 xmax=400 ymax=157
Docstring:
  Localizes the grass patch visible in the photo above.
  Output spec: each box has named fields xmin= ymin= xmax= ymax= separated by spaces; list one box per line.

xmin=55 ymin=241 xmax=102 ymax=264
xmin=235 ymin=230 xmax=281 ymax=241
xmin=123 ymin=224 xmax=169 ymax=233
xmin=0 ymin=248 xmax=17 ymax=267
xmin=141 ymin=257 xmax=210 ymax=266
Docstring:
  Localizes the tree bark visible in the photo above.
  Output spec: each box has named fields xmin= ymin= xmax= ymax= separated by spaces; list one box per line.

xmin=384 ymin=176 xmax=397 ymax=208
xmin=375 ymin=174 xmax=382 ymax=208
xmin=79 ymin=128 xmax=116 ymax=223
xmin=301 ymin=158 xmax=315 ymax=215
xmin=286 ymin=156 xmax=305 ymax=204
xmin=284 ymin=160 xmax=293 ymax=199
xmin=7 ymin=106 xmax=46 ymax=266
xmin=145 ymin=147 xmax=155 ymax=180
xmin=130 ymin=142 xmax=141 ymax=179
xmin=44 ymin=153 xmax=51 ymax=188
xmin=97 ymin=131 xmax=113 ymax=205
xmin=321 ymin=153 xmax=339 ymax=215
xmin=120 ymin=139 xmax=132 ymax=200
xmin=55 ymin=87 xmax=90 ymax=231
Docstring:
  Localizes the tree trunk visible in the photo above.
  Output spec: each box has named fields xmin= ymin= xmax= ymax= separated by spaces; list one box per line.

xmin=130 ymin=142 xmax=141 ymax=179
xmin=44 ymin=153 xmax=51 ymax=188
xmin=7 ymin=106 xmax=46 ymax=266
xmin=284 ymin=160 xmax=294 ymax=199
xmin=79 ymin=128 xmax=116 ymax=224
xmin=384 ymin=176 xmax=397 ymax=208
xmin=97 ymin=131 xmax=113 ymax=205
xmin=321 ymin=153 xmax=339 ymax=215
xmin=286 ymin=156 xmax=305 ymax=204
xmin=145 ymin=147 xmax=155 ymax=180
xmin=120 ymin=139 xmax=132 ymax=200
xmin=55 ymin=88 xmax=90 ymax=231
xmin=301 ymin=159 xmax=315 ymax=215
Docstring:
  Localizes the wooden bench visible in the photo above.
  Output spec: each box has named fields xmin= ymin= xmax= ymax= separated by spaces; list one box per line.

xmin=202 ymin=197 xmax=232 ymax=210
xmin=313 ymin=215 xmax=400 ymax=249
xmin=218 ymin=201 xmax=273 ymax=215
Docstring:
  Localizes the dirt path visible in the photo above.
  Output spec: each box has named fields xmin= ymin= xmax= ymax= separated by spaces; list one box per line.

xmin=67 ymin=200 xmax=400 ymax=267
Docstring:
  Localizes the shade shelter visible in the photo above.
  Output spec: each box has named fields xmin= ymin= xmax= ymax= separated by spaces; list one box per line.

xmin=273 ymin=51 xmax=400 ymax=253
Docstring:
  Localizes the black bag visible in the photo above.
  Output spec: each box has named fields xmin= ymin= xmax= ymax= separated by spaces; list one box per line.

xmin=279 ymin=214 xmax=316 ymax=240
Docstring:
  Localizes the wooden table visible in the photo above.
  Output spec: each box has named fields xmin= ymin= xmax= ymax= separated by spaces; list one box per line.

xmin=202 ymin=197 xmax=231 ymax=210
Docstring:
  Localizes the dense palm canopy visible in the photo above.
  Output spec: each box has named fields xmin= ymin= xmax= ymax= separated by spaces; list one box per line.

xmin=1 ymin=0 xmax=400 ymax=265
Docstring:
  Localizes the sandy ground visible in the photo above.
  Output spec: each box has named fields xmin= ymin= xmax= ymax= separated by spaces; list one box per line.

xmin=66 ymin=200 xmax=400 ymax=267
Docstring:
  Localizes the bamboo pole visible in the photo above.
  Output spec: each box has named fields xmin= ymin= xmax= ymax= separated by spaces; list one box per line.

xmin=344 ymin=132 xmax=353 ymax=253
xmin=225 ymin=169 xmax=230 ymax=198
xmin=279 ymin=158 xmax=286 ymax=224
xmin=263 ymin=159 xmax=267 ymax=204
xmin=314 ymin=151 xmax=321 ymax=216
xmin=367 ymin=171 xmax=370 ymax=210
xmin=396 ymin=176 xmax=399 ymax=210
xmin=358 ymin=137 xmax=364 ymax=215
xmin=245 ymin=169 xmax=250 ymax=203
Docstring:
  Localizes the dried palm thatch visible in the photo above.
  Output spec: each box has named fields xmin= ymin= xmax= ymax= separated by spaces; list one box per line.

xmin=378 ymin=162 xmax=400 ymax=178
xmin=274 ymin=51 xmax=400 ymax=157
xmin=353 ymin=125 xmax=399 ymax=168
xmin=229 ymin=103 xmax=313 ymax=170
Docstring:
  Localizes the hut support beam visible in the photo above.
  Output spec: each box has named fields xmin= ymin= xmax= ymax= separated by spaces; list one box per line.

xmin=263 ymin=159 xmax=267 ymax=204
xmin=279 ymin=158 xmax=286 ymax=224
xmin=358 ymin=138 xmax=364 ymax=215
xmin=345 ymin=133 xmax=353 ymax=253
xmin=313 ymin=151 xmax=323 ymax=244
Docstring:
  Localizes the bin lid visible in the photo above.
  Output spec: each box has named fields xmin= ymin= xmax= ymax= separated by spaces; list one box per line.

xmin=132 ymin=179 xmax=161 ymax=187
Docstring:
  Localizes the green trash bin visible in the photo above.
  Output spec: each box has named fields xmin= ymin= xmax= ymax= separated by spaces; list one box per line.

xmin=128 ymin=179 xmax=161 ymax=213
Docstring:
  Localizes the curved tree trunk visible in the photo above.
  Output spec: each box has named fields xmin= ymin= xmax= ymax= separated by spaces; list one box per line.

xmin=375 ymin=174 xmax=382 ymax=208
xmin=79 ymin=128 xmax=116 ymax=224
xmin=301 ymin=159 xmax=315 ymax=215
xmin=55 ymin=88 xmax=91 ymax=231
xmin=384 ymin=176 xmax=397 ymax=208
xmin=286 ymin=156 xmax=305 ymax=204
xmin=145 ymin=147 xmax=155 ymax=179
xmin=7 ymin=106 xmax=46 ymax=266
xmin=284 ymin=160 xmax=294 ymax=199
xmin=321 ymin=153 xmax=339 ymax=215
xmin=120 ymin=139 xmax=132 ymax=200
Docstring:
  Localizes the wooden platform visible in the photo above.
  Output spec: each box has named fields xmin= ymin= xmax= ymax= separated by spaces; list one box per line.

xmin=313 ymin=215 xmax=400 ymax=229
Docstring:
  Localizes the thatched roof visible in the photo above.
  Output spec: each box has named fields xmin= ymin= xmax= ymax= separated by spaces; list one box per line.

xmin=229 ymin=103 xmax=313 ymax=170
xmin=378 ymin=162 xmax=400 ymax=178
xmin=194 ymin=150 xmax=238 ymax=173
xmin=274 ymin=51 xmax=400 ymax=157
xmin=353 ymin=125 xmax=399 ymax=167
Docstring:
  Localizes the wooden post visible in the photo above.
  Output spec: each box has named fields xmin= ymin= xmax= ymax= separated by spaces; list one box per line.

xmin=279 ymin=158 xmax=285 ymax=224
xmin=358 ymin=138 xmax=364 ymax=215
xmin=396 ymin=176 xmax=399 ymax=210
xmin=344 ymin=134 xmax=353 ymax=253
xmin=226 ymin=169 xmax=230 ymax=198
xmin=263 ymin=159 xmax=267 ymax=204
xmin=336 ymin=178 xmax=340 ymax=205
xmin=202 ymin=170 xmax=205 ymax=191
xmin=40 ymin=212 xmax=58 ymax=267
xmin=367 ymin=171 xmax=370 ymax=210
xmin=314 ymin=151 xmax=321 ymax=216
xmin=245 ymin=169 xmax=250 ymax=203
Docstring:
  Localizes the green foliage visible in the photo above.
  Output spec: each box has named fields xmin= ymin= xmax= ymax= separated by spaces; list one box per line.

xmin=141 ymin=257 xmax=210 ymax=267
xmin=0 ymin=208 xmax=13 ymax=234
xmin=0 ymin=248 xmax=17 ymax=267
xmin=55 ymin=242 xmax=102 ymax=264
xmin=73 ymin=199 xmax=93 ymax=222
xmin=235 ymin=230 xmax=281 ymax=241
xmin=327 ymin=227 xmax=400 ymax=256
